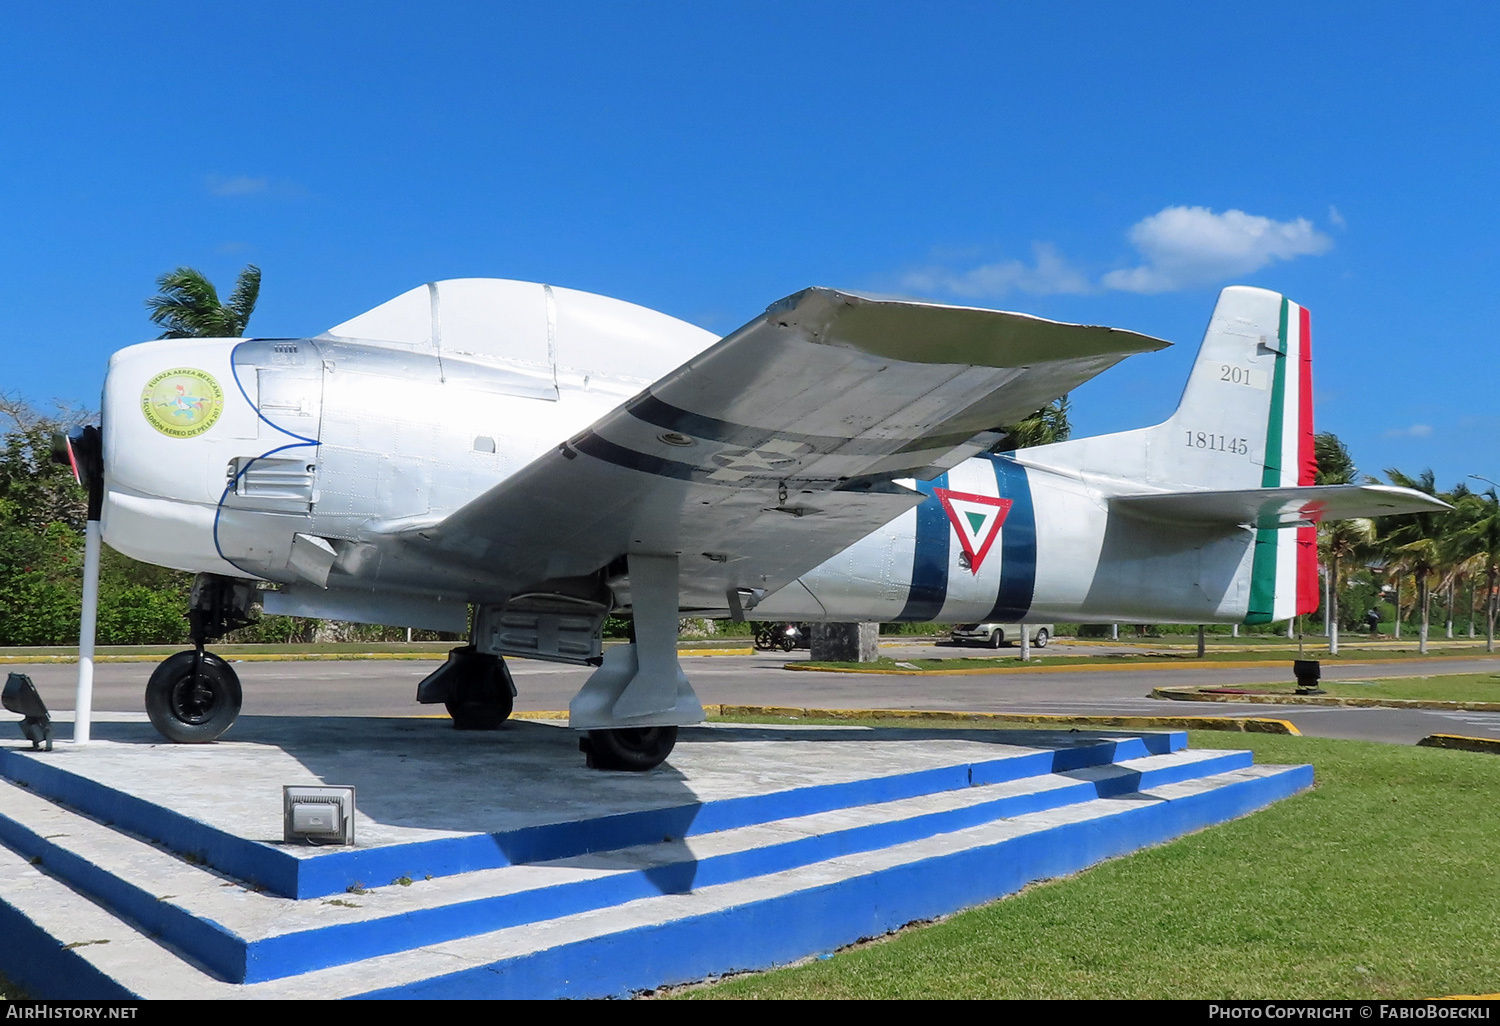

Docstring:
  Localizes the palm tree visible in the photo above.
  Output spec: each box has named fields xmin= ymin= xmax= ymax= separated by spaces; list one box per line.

xmin=1381 ymin=468 xmax=1449 ymax=654
xmin=1436 ymin=483 xmax=1475 ymax=640
xmin=146 ymin=265 xmax=261 ymax=339
xmin=1320 ymin=516 xmax=1375 ymax=655
xmin=1459 ymin=487 xmax=1500 ymax=653
xmin=1314 ymin=431 xmax=1361 ymax=651
xmin=995 ymin=395 xmax=1072 ymax=450
xmin=1314 ymin=432 xmax=1356 ymax=485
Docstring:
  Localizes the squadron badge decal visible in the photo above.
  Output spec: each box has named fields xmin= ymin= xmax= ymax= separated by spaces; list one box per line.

xmin=141 ymin=368 xmax=224 ymax=438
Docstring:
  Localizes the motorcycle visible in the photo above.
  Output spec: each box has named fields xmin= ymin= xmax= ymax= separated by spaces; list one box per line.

xmin=753 ymin=622 xmax=806 ymax=652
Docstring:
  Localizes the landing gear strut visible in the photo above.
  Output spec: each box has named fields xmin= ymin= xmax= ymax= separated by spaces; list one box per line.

xmin=568 ymin=554 xmax=703 ymax=772
xmin=146 ymin=575 xmax=251 ymax=743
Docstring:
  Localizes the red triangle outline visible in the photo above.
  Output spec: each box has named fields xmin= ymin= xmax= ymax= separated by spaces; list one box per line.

xmin=933 ymin=487 xmax=1012 ymax=575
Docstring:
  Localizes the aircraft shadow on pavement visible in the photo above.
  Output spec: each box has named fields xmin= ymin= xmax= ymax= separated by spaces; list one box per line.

xmin=27 ymin=716 xmax=1162 ymax=897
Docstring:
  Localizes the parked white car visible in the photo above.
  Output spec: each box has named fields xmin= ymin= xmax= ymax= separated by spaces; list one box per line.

xmin=950 ymin=623 xmax=1053 ymax=649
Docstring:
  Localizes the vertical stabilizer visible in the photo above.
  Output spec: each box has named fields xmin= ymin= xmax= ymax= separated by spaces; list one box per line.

xmin=1016 ymin=285 xmax=1320 ymax=623
xmin=1165 ymin=287 xmax=1319 ymax=622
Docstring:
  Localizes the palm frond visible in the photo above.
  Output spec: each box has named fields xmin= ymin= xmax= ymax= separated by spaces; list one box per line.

xmin=225 ymin=265 xmax=261 ymax=336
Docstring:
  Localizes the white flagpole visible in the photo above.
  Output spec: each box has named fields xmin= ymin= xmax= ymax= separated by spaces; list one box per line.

xmin=75 ymin=517 xmax=101 ymax=744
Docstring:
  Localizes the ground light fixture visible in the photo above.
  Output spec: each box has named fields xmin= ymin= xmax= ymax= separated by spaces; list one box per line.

xmin=283 ymin=785 xmax=356 ymax=845
xmin=3 ymin=672 xmax=52 ymax=751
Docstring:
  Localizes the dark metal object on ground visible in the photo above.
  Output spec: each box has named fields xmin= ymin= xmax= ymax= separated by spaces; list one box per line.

xmin=1293 ymin=658 xmax=1324 ymax=695
xmin=3 ymin=672 xmax=53 ymax=752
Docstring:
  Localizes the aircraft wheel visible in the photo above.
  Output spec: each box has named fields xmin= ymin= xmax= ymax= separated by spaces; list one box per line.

xmin=145 ymin=651 xmax=242 ymax=743
xmin=780 ymin=635 xmax=796 ymax=652
xmin=445 ymin=661 xmax=513 ymax=731
xmin=1034 ymin=628 xmax=1050 ymax=649
xmin=582 ymin=726 xmax=678 ymax=771
xmin=990 ymin=630 xmax=1004 ymax=649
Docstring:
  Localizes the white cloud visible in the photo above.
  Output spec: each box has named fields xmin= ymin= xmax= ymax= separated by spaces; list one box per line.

xmin=900 ymin=243 xmax=1092 ymax=299
xmin=1328 ymin=205 xmax=1346 ymax=228
xmin=205 ymin=174 xmax=269 ymax=197
xmin=1384 ymin=424 xmax=1434 ymax=439
xmin=1101 ymin=206 xmax=1333 ymax=294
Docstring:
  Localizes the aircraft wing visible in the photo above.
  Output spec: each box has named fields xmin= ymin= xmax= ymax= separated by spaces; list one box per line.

xmin=400 ymin=287 xmax=1169 ymax=612
xmin=1112 ymin=484 xmax=1451 ymax=530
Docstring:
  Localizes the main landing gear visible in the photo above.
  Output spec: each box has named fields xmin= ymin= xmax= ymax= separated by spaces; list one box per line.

xmin=568 ymin=554 xmax=703 ymax=772
xmin=416 ymin=646 xmax=516 ymax=730
xmin=146 ymin=575 xmax=252 ymax=743
xmin=579 ymin=726 xmax=679 ymax=771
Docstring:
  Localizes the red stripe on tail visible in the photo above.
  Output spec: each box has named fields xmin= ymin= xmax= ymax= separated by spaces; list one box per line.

xmin=1296 ymin=304 xmax=1319 ymax=616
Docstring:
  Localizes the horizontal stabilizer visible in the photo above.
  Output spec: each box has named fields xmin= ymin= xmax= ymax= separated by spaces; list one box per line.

xmin=1112 ymin=484 xmax=1450 ymax=529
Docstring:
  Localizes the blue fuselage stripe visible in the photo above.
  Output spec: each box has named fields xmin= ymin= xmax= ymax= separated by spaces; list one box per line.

xmin=895 ymin=473 xmax=950 ymax=621
xmin=984 ymin=454 xmax=1036 ymax=622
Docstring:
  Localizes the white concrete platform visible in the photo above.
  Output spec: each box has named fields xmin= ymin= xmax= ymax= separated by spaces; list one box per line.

xmin=0 ymin=716 xmax=1312 ymax=998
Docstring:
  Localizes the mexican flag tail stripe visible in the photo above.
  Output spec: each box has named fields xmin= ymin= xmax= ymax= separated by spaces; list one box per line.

xmin=1247 ymin=297 xmax=1317 ymax=624
xmin=1295 ymin=304 xmax=1319 ymax=616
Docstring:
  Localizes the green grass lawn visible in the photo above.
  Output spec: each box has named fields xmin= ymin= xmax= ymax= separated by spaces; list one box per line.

xmin=1216 ymin=673 xmax=1500 ymax=704
xmin=680 ymin=727 xmax=1500 ymax=1000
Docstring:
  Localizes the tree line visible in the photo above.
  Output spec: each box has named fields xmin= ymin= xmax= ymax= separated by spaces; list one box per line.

xmin=1314 ymin=433 xmax=1499 ymax=653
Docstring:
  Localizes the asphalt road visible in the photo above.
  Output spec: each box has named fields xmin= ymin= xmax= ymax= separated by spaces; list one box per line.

xmin=8 ymin=649 xmax=1500 ymax=745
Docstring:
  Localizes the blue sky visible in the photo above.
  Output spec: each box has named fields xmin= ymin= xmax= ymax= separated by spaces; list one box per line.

xmin=2 ymin=2 xmax=1495 ymax=491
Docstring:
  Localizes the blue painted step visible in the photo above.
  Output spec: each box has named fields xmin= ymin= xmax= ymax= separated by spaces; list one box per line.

xmin=0 ymin=730 xmax=1185 ymax=900
xmin=0 ymin=747 xmax=1248 ymax=985
xmin=353 ymin=765 xmax=1315 ymax=999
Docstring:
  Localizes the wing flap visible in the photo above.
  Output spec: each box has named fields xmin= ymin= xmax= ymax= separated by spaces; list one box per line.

xmin=1112 ymin=484 xmax=1451 ymax=529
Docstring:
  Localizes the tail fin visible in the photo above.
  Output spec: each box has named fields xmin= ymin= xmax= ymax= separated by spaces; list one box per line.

xmin=1019 ymin=285 xmax=1320 ymax=621
xmin=1162 ymin=285 xmax=1316 ymax=494
xmin=1174 ymin=287 xmax=1318 ymax=621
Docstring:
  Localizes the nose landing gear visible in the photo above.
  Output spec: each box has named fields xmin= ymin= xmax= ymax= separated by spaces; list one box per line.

xmin=145 ymin=575 xmax=252 ymax=744
xmin=145 ymin=650 xmax=243 ymax=743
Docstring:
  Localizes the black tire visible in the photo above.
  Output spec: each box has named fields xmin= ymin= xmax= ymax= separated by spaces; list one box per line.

xmin=754 ymin=630 xmax=774 ymax=651
xmin=780 ymin=635 xmax=796 ymax=652
xmin=1034 ymin=628 xmax=1050 ymax=649
xmin=990 ymin=629 xmax=1004 ymax=649
xmin=584 ymin=726 xmax=679 ymax=771
xmin=145 ymin=651 xmax=243 ymax=743
xmin=445 ymin=657 xmax=514 ymax=731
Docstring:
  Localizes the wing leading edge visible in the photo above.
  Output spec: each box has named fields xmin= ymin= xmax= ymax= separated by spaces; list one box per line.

xmin=401 ymin=287 xmax=1170 ymax=611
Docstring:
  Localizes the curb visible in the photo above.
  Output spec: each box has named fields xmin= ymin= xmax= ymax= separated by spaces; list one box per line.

xmin=788 ymin=651 xmax=1500 ymax=676
xmin=1416 ymin=734 xmax=1500 ymax=755
xmin=785 ymin=658 xmax=1341 ymax=676
xmin=509 ymin=705 xmax=1300 ymax=734
xmin=1152 ymin=685 xmax=1500 ymax=712
xmin=710 ymin=705 xmax=1301 ymax=734
xmin=0 ymin=647 xmax=754 ymax=666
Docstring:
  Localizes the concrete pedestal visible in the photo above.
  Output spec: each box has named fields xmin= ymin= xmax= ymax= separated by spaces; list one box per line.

xmin=810 ymin=622 xmax=879 ymax=662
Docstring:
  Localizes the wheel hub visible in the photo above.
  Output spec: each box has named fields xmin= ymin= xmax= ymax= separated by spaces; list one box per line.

xmin=170 ymin=674 xmax=218 ymax=724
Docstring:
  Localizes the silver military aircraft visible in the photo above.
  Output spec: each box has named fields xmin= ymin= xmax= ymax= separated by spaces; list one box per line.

xmin=83 ymin=279 xmax=1445 ymax=768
